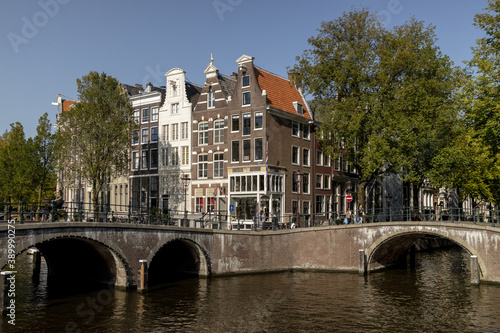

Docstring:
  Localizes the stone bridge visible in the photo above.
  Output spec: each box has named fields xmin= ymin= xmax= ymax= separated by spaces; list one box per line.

xmin=1 ymin=221 xmax=499 ymax=291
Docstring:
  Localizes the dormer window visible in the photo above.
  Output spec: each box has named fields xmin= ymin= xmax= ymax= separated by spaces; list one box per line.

xmin=293 ymin=101 xmax=303 ymax=115
xmin=242 ymin=75 xmax=250 ymax=87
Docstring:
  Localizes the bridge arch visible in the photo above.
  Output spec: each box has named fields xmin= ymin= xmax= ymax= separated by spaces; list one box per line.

xmin=147 ymin=238 xmax=211 ymax=285
xmin=366 ymin=228 xmax=486 ymax=279
xmin=5 ymin=235 xmax=134 ymax=289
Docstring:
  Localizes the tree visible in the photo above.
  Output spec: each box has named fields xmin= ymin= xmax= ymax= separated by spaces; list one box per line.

xmin=0 ymin=123 xmax=31 ymax=202
xmin=56 ymin=72 xmax=136 ymax=219
xmin=29 ymin=113 xmax=56 ymax=205
xmin=461 ymin=0 xmax=500 ymax=205
xmin=291 ymin=8 xmax=459 ymax=208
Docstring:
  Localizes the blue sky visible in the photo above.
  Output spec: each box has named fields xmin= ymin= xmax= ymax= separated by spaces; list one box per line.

xmin=0 ymin=0 xmax=490 ymax=137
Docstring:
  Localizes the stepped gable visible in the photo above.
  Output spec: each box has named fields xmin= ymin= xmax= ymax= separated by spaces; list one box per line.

xmin=254 ymin=67 xmax=311 ymax=120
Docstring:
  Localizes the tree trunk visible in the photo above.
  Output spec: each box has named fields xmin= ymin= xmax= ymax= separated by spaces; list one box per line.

xmin=358 ymin=181 xmax=367 ymax=210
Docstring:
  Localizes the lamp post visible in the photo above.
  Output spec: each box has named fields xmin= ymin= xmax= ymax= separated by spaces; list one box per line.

xmin=180 ymin=174 xmax=191 ymax=227
xmin=293 ymin=170 xmax=303 ymax=227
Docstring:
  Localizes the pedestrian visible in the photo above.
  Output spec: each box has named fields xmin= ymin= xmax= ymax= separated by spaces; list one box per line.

xmin=344 ymin=210 xmax=351 ymax=224
xmin=261 ymin=210 xmax=266 ymax=230
xmin=359 ymin=205 xmax=364 ymax=224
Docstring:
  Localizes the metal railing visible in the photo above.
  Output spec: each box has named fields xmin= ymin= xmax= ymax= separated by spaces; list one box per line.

xmin=0 ymin=202 xmax=498 ymax=229
xmin=0 ymin=201 xmax=229 ymax=229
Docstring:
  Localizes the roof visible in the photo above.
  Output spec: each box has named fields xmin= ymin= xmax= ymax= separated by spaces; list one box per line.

xmin=254 ymin=67 xmax=311 ymax=120
xmin=62 ymin=100 xmax=77 ymax=112
xmin=218 ymin=74 xmax=237 ymax=99
xmin=186 ymin=82 xmax=202 ymax=106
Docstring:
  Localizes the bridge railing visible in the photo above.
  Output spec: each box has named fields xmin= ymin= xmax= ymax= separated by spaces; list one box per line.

xmin=0 ymin=201 xmax=230 ymax=229
xmin=0 ymin=201 xmax=498 ymax=229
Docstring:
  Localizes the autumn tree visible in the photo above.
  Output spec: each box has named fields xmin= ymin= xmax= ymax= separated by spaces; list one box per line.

xmin=56 ymin=72 xmax=136 ymax=219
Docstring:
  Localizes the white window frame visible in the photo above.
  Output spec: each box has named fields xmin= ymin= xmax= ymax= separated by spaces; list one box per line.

xmin=242 ymin=91 xmax=251 ymax=106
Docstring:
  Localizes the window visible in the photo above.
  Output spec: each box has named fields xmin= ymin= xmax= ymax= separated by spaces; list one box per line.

xmin=214 ymin=120 xmax=224 ymax=144
xmin=242 ymin=91 xmax=251 ymax=106
xmin=303 ymin=173 xmax=310 ymax=194
xmin=141 ymin=128 xmax=149 ymax=144
xmin=181 ymin=146 xmax=189 ymax=165
xmin=198 ymin=154 xmax=208 ymax=178
xmin=208 ymin=86 xmax=215 ymax=108
xmin=342 ymin=156 xmax=348 ymax=172
xmin=142 ymin=108 xmax=149 ymax=123
xmin=151 ymin=127 xmax=158 ymax=142
xmin=255 ymin=111 xmax=263 ymax=129
xmin=151 ymin=107 xmax=158 ymax=121
xmin=198 ymin=122 xmax=209 ymax=145
xmin=231 ymin=141 xmax=239 ymax=162
xmin=316 ymin=195 xmax=325 ymax=214
xmin=172 ymin=103 xmax=179 ymax=114
xmin=214 ymin=153 xmax=224 ymax=178
xmin=171 ymin=82 xmax=178 ymax=96
xmin=133 ymin=110 xmax=139 ymax=123
xmin=334 ymin=156 xmax=340 ymax=171
xmin=141 ymin=150 xmax=148 ymax=169
xmin=207 ymin=197 xmax=216 ymax=212
xmin=195 ymin=198 xmax=204 ymax=213
xmin=293 ymin=101 xmax=303 ymax=114
xmin=132 ymin=151 xmax=139 ymax=170
xmin=303 ymin=124 xmax=310 ymax=139
xmin=172 ymin=123 xmax=179 ymax=140
xmin=180 ymin=122 xmax=188 ymax=140
xmin=324 ymin=154 xmax=331 ymax=167
xmin=171 ymin=147 xmax=179 ymax=165
xmin=243 ymin=139 xmax=251 ymax=161
xmin=316 ymin=174 xmax=323 ymax=189
xmin=316 ymin=150 xmax=323 ymax=166
xmin=292 ymin=121 xmax=299 ymax=136
xmin=324 ymin=174 xmax=331 ymax=189
xmin=292 ymin=173 xmax=299 ymax=193
xmin=292 ymin=200 xmax=298 ymax=215
xmin=150 ymin=149 xmax=158 ymax=169
xmin=303 ymin=148 xmax=310 ymax=167
xmin=255 ymin=138 xmax=263 ymax=161
xmin=243 ymin=113 xmax=251 ymax=135
xmin=231 ymin=115 xmax=239 ymax=132
xmin=133 ymin=130 xmax=139 ymax=144
xmin=162 ymin=125 xmax=169 ymax=142
xmin=161 ymin=148 xmax=168 ymax=166
xmin=292 ymin=146 xmax=299 ymax=165
xmin=242 ymin=75 xmax=250 ymax=87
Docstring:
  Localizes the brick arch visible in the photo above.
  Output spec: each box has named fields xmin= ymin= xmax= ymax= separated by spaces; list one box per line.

xmin=366 ymin=228 xmax=487 ymax=279
xmin=147 ymin=238 xmax=211 ymax=277
xmin=6 ymin=234 xmax=134 ymax=288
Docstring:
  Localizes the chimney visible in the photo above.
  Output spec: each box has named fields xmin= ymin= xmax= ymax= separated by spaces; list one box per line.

xmin=230 ymin=72 xmax=238 ymax=80
xmin=135 ymin=84 xmax=143 ymax=89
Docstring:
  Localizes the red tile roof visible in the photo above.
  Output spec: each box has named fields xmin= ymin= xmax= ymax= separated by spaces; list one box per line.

xmin=254 ymin=67 xmax=311 ymax=120
xmin=62 ymin=100 xmax=77 ymax=112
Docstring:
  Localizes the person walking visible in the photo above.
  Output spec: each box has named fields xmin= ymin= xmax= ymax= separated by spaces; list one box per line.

xmin=261 ymin=210 xmax=266 ymax=230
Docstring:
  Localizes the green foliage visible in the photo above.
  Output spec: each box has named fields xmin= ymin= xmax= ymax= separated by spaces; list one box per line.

xmin=56 ymin=71 xmax=136 ymax=214
xmin=460 ymin=0 xmax=500 ymax=204
xmin=291 ymin=9 xmax=460 ymax=206
xmin=0 ymin=115 xmax=57 ymax=204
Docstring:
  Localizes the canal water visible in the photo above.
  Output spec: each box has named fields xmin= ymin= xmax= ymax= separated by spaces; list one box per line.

xmin=3 ymin=246 xmax=500 ymax=332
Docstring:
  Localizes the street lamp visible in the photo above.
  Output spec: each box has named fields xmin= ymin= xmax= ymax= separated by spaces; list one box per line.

xmin=180 ymin=174 xmax=191 ymax=227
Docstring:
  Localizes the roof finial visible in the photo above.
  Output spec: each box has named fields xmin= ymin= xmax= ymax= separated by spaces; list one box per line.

xmin=210 ymin=53 xmax=214 ymax=64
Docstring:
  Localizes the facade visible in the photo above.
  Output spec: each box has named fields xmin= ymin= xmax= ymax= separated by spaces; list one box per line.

xmin=126 ymin=83 xmax=165 ymax=214
xmin=158 ymin=68 xmax=201 ymax=216
xmin=222 ymin=55 xmax=315 ymax=229
xmin=191 ymin=56 xmax=235 ymax=221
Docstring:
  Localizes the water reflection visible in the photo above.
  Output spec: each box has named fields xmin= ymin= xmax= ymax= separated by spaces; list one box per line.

xmin=3 ymin=246 xmax=500 ymax=332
